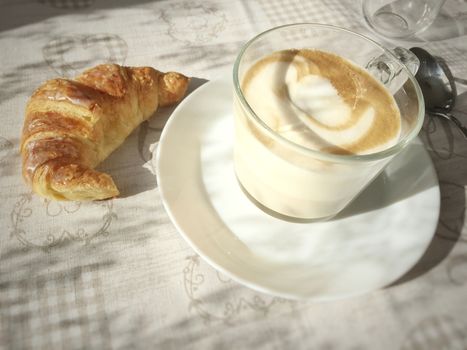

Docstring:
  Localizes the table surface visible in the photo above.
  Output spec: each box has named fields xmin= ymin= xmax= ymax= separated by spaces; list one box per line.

xmin=1 ymin=0 xmax=467 ymax=349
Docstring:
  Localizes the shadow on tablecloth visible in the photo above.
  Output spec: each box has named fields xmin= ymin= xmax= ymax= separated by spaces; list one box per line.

xmin=390 ymin=91 xmax=467 ymax=286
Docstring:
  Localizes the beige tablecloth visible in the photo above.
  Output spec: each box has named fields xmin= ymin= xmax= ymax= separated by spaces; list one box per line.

xmin=1 ymin=0 xmax=467 ymax=349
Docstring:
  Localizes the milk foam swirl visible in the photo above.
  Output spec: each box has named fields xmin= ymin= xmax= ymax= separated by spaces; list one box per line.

xmin=242 ymin=49 xmax=401 ymax=155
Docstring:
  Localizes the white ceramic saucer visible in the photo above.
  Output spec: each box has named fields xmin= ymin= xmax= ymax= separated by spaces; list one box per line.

xmin=155 ymin=78 xmax=440 ymax=301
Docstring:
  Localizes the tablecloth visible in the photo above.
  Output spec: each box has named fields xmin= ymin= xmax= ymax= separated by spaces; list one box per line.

xmin=1 ymin=0 xmax=467 ymax=349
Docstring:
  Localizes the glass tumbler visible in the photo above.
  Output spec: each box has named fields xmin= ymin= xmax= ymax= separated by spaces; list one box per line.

xmin=362 ymin=0 xmax=446 ymax=39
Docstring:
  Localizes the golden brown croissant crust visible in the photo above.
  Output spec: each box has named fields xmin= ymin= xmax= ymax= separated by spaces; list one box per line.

xmin=21 ymin=64 xmax=189 ymax=201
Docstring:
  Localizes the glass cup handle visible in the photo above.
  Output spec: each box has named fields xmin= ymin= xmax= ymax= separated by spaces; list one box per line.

xmin=366 ymin=47 xmax=420 ymax=87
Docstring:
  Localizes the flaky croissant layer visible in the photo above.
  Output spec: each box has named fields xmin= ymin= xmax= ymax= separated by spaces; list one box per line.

xmin=21 ymin=64 xmax=189 ymax=201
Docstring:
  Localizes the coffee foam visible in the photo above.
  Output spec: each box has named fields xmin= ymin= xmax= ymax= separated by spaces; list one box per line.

xmin=241 ymin=49 xmax=401 ymax=155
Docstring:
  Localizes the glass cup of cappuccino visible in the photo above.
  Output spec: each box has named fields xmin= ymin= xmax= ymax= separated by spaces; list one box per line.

xmin=233 ymin=23 xmax=424 ymax=221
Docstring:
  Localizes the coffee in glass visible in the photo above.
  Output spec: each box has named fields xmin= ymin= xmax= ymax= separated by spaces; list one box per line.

xmin=233 ymin=24 xmax=424 ymax=220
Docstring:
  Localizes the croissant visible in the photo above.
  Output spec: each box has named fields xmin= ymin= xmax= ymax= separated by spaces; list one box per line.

xmin=21 ymin=64 xmax=189 ymax=201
